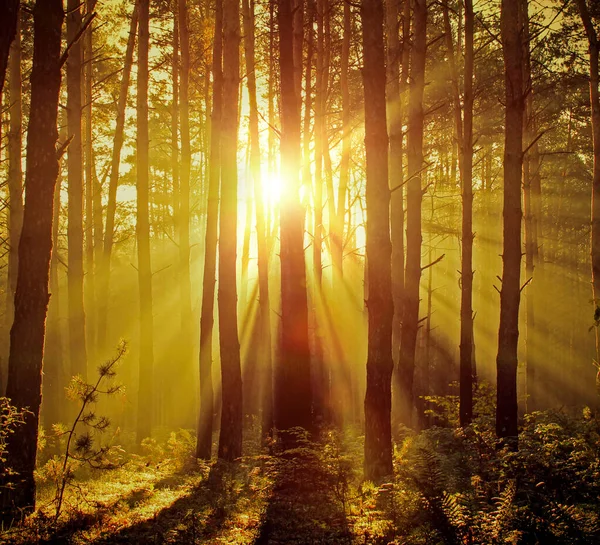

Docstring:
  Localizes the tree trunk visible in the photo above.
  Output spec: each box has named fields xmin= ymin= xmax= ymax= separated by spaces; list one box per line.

xmin=0 ymin=0 xmax=18 ymax=96
xmin=1 ymin=0 xmax=63 ymax=520
xmin=177 ymin=0 xmax=194 ymax=426
xmin=84 ymin=0 xmax=96 ymax=361
xmin=496 ymin=0 xmax=525 ymax=441
xmin=242 ymin=0 xmax=273 ymax=439
xmin=276 ymin=0 xmax=312 ymax=434
xmin=398 ymin=0 xmax=426 ymax=428
xmin=442 ymin=0 xmax=474 ymax=426
xmin=67 ymin=0 xmax=88 ymax=382
xmin=385 ymin=0 xmax=405 ymax=424
xmin=136 ymin=0 xmax=154 ymax=443
xmin=3 ymin=13 xmax=23 ymax=392
xmin=218 ymin=0 xmax=243 ymax=460
xmin=196 ymin=0 xmax=222 ymax=460
xmin=576 ymin=0 xmax=600 ymax=387
xmin=362 ymin=0 xmax=393 ymax=480
xmin=98 ymin=4 xmax=138 ymax=354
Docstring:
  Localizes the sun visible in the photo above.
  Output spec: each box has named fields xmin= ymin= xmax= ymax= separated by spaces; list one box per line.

xmin=261 ymin=172 xmax=282 ymax=205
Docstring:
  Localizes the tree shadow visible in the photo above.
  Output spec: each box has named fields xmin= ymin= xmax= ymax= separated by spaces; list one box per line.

xmin=253 ymin=434 xmax=352 ymax=545
xmin=87 ymin=461 xmax=259 ymax=544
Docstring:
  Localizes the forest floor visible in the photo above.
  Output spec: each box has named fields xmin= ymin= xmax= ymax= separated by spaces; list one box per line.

xmin=1 ymin=427 xmax=395 ymax=545
xmin=5 ymin=402 xmax=600 ymax=544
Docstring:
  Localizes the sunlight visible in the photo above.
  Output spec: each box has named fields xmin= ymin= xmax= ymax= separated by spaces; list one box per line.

xmin=262 ymin=171 xmax=282 ymax=205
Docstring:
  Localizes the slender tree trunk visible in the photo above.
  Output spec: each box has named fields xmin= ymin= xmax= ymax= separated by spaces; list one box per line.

xmin=442 ymin=0 xmax=474 ymax=426
xmin=196 ymin=0 xmax=222 ymax=460
xmin=44 ymin=166 xmax=65 ymax=427
xmin=386 ymin=0 xmax=405 ymax=422
xmin=496 ymin=0 xmax=525 ymax=441
xmin=1 ymin=0 xmax=63 ymax=520
xmin=521 ymin=0 xmax=539 ymax=412
xmin=0 ymin=0 xmax=18 ymax=96
xmin=84 ymin=0 xmax=96 ymax=361
xmin=242 ymin=0 xmax=273 ymax=439
xmin=178 ymin=0 xmax=194 ymax=425
xmin=461 ymin=0 xmax=475 ymax=425
xmin=362 ymin=0 xmax=393 ymax=480
xmin=136 ymin=0 xmax=154 ymax=443
xmin=398 ymin=0 xmax=426 ymax=427
xmin=3 ymin=13 xmax=23 ymax=391
xmin=576 ymin=0 xmax=600 ymax=381
xmin=98 ymin=4 xmax=138 ymax=354
xmin=334 ymin=0 xmax=351 ymax=277
xmin=218 ymin=0 xmax=243 ymax=460
xmin=67 ymin=0 xmax=88 ymax=382
xmin=276 ymin=0 xmax=312 ymax=434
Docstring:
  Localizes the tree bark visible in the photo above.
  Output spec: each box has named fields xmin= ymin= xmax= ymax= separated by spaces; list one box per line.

xmin=197 ymin=0 xmax=223 ymax=460
xmin=276 ymin=0 xmax=312 ymax=434
xmin=1 ymin=0 xmax=63 ymax=520
xmin=398 ymin=0 xmax=426 ymax=428
xmin=177 ymin=0 xmax=194 ymax=426
xmin=242 ymin=0 xmax=273 ymax=439
xmin=496 ymin=0 xmax=525 ymax=441
xmin=362 ymin=0 xmax=393 ymax=480
xmin=218 ymin=0 xmax=243 ymax=460
xmin=136 ymin=0 xmax=154 ymax=443
xmin=98 ymin=3 xmax=138 ymax=354
xmin=576 ymin=0 xmax=600 ymax=384
xmin=386 ymin=0 xmax=405 ymax=423
xmin=67 ymin=0 xmax=88 ymax=382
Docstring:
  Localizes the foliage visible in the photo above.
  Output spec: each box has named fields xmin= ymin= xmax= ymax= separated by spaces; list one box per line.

xmin=384 ymin=397 xmax=600 ymax=544
xmin=46 ymin=341 xmax=128 ymax=522
xmin=0 ymin=398 xmax=28 ymax=487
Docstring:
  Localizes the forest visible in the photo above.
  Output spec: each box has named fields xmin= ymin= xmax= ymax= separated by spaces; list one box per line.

xmin=0 ymin=0 xmax=599 ymax=542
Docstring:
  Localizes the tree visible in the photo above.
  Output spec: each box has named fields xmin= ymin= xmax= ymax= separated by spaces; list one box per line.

xmin=276 ymin=0 xmax=313 ymax=434
xmin=177 ymin=0 xmax=194 ymax=419
xmin=0 ymin=0 xmax=18 ymax=95
xmin=496 ymin=0 xmax=525 ymax=441
xmin=576 ymin=0 xmax=600 ymax=371
xmin=1 ymin=0 xmax=64 ymax=520
xmin=362 ymin=0 xmax=393 ymax=480
xmin=385 ymin=0 xmax=404 ymax=410
xmin=442 ymin=0 xmax=475 ymax=426
xmin=197 ymin=0 xmax=223 ymax=460
xmin=398 ymin=0 xmax=427 ymax=427
xmin=136 ymin=0 xmax=154 ymax=443
xmin=4 ymin=10 xmax=24 ymax=387
xmin=67 ymin=0 xmax=88 ymax=382
xmin=241 ymin=0 xmax=273 ymax=438
xmin=98 ymin=3 xmax=138 ymax=355
xmin=218 ymin=0 xmax=243 ymax=460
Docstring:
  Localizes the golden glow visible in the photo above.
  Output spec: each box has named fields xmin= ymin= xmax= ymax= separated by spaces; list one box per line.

xmin=262 ymin=171 xmax=282 ymax=206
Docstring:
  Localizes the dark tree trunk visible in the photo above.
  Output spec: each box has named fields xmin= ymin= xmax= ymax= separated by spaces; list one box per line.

xmin=67 ymin=0 xmax=88 ymax=382
xmin=398 ymin=0 xmax=426 ymax=428
xmin=276 ymin=0 xmax=312 ymax=434
xmin=1 ymin=0 xmax=64 ymax=520
xmin=136 ymin=0 xmax=154 ymax=443
xmin=576 ymin=0 xmax=600 ymax=386
xmin=496 ymin=0 xmax=525 ymax=441
xmin=197 ymin=0 xmax=223 ymax=460
xmin=362 ymin=0 xmax=393 ymax=480
xmin=218 ymin=0 xmax=243 ymax=460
